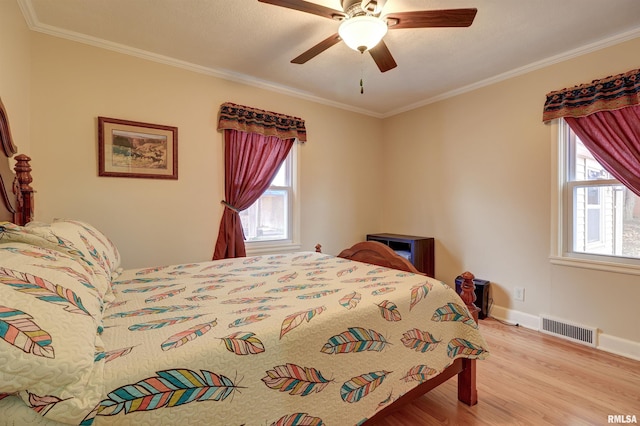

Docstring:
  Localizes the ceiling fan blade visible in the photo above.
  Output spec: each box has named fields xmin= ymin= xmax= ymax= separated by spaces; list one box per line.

xmin=368 ymin=40 xmax=397 ymax=73
xmin=291 ymin=33 xmax=342 ymax=64
xmin=258 ymin=0 xmax=346 ymax=20
xmin=385 ymin=8 xmax=477 ymax=29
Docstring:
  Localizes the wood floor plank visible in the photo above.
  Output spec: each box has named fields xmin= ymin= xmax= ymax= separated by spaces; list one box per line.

xmin=367 ymin=318 xmax=640 ymax=425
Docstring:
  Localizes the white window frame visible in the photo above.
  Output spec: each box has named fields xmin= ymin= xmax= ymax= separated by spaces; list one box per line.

xmin=244 ymin=143 xmax=301 ymax=256
xmin=550 ymin=119 xmax=640 ymax=275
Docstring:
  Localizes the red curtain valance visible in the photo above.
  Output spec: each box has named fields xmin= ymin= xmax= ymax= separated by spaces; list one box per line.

xmin=542 ymin=68 xmax=640 ymax=122
xmin=217 ymin=102 xmax=307 ymax=142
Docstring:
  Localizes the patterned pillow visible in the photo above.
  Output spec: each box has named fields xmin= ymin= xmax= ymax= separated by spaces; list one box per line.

xmin=0 ymin=242 xmax=105 ymax=424
xmin=29 ymin=219 xmax=122 ymax=278
xmin=2 ymin=220 xmax=122 ymax=302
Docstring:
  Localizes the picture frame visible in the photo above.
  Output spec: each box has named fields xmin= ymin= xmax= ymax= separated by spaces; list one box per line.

xmin=98 ymin=117 xmax=178 ymax=179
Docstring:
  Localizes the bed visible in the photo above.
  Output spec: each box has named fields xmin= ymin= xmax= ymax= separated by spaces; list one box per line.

xmin=0 ymin=99 xmax=488 ymax=425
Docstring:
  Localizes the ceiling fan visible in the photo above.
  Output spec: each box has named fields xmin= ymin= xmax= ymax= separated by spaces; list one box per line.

xmin=258 ymin=0 xmax=477 ymax=73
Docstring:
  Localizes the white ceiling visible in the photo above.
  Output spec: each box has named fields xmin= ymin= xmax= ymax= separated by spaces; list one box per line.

xmin=18 ymin=0 xmax=640 ymax=117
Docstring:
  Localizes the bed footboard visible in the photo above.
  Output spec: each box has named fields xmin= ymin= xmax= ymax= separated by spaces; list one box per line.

xmin=317 ymin=242 xmax=480 ymax=322
xmin=315 ymin=241 xmax=480 ymax=413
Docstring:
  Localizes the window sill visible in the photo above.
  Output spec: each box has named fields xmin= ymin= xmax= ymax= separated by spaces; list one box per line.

xmin=245 ymin=241 xmax=302 ymax=256
xmin=549 ymin=255 xmax=640 ymax=276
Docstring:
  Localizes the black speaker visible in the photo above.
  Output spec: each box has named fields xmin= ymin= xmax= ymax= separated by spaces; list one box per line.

xmin=455 ymin=276 xmax=490 ymax=320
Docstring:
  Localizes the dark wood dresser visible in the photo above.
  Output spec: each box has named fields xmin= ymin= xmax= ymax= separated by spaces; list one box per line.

xmin=366 ymin=233 xmax=435 ymax=277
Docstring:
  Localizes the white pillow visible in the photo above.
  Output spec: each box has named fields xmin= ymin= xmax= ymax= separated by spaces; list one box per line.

xmin=13 ymin=219 xmax=122 ymax=302
xmin=0 ymin=241 xmax=105 ymax=424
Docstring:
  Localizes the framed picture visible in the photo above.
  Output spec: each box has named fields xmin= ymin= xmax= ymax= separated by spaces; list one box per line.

xmin=98 ymin=117 xmax=178 ymax=179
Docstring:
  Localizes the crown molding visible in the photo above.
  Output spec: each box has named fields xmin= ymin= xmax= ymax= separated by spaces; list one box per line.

xmin=17 ymin=0 xmax=384 ymax=119
xmin=383 ymin=26 xmax=640 ymax=118
xmin=18 ymin=0 xmax=640 ymax=120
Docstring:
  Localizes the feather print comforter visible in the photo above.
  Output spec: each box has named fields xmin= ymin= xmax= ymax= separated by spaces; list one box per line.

xmin=0 ymin=248 xmax=489 ymax=425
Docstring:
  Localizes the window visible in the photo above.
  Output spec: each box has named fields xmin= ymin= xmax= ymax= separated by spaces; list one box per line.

xmin=239 ymin=145 xmax=299 ymax=253
xmin=553 ymin=119 xmax=640 ymax=272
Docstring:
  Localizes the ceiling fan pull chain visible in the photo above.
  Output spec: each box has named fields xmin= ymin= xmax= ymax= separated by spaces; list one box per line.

xmin=360 ymin=51 xmax=365 ymax=94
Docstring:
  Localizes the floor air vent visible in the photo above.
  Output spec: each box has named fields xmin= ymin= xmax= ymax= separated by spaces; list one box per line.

xmin=539 ymin=315 xmax=597 ymax=347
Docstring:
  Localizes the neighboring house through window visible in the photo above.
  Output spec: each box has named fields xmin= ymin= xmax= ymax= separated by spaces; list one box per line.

xmin=241 ymin=145 xmax=300 ymax=254
xmin=553 ymin=119 xmax=640 ymax=272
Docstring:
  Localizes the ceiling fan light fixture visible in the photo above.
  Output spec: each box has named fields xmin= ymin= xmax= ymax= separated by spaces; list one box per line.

xmin=338 ymin=15 xmax=388 ymax=52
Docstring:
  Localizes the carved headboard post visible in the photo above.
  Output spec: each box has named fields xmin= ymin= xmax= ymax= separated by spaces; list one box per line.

xmin=459 ymin=271 xmax=480 ymax=323
xmin=0 ymin=98 xmax=34 ymax=226
xmin=14 ymin=154 xmax=33 ymax=225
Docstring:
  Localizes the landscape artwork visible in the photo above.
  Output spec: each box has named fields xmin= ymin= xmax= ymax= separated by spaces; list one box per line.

xmin=111 ymin=130 xmax=168 ymax=170
xmin=98 ymin=117 xmax=178 ymax=179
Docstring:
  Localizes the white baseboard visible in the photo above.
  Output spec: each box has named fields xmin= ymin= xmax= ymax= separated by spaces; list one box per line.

xmin=598 ymin=334 xmax=640 ymax=361
xmin=488 ymin=305 xmax=640 ymax=361
xmin=489 ymin=305 xmax=539 ymax=330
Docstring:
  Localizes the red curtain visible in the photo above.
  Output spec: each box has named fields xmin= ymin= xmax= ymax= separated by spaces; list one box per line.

xmin=212 ymin=102 xmax=306 ymax=260
xmin=212 ymin=130 xmax=294 ymax=259
xmin=565 ymin=105 xmax=640 ymax=197
xmin=543 ymin=68 xmax=640 ymax=196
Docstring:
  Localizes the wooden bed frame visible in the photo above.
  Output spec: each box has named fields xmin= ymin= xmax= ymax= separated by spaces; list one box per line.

xmin=0 ymin=98 xmax=480 ymax=422
xmin=0 ymin=98 xmax=33 ymax=226
xmin=315 ymin=242 xmax=480 ymax=421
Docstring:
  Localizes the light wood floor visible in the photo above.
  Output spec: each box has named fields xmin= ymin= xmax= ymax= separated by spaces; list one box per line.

xmin=368 ymin=318 xmax=640 ymax=425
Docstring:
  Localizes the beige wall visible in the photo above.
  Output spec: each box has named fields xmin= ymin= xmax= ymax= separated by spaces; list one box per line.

xmin=381 ymin=37 xmax=640 ymax=345
xmin=2 ymin=0 xmax=638 ymax=351
xmin=0 ymin=0 xmax=31 ymax=154
xmin=14 ymin=24 xmax=383 ymax=269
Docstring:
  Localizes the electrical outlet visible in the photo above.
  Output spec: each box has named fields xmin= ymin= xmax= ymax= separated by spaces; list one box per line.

xmin=514 ymin=287 xmax=525 ymax=302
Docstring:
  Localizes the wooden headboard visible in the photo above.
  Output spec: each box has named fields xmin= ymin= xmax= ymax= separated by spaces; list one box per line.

xmin=0 ymin=98 xmax=34 ymax=226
